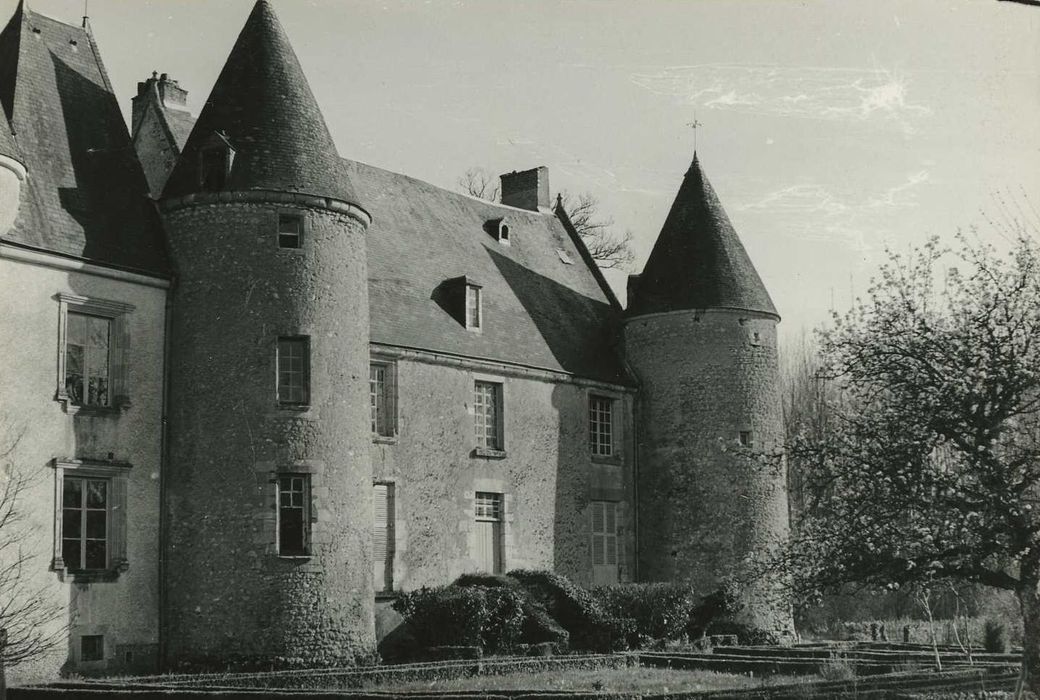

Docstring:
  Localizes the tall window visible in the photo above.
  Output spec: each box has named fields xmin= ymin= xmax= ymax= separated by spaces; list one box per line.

xmin=278 ymin=475 xmax=309 ymax=556
xmin=373 ymin=483 xmax=395 ymax=592
xmin=591 ymin=500 xmax=619 ymax=585
xmin=62 ymin=477 xmax=108 ymax=571
xmin=589 ymin=395 xmax=614 ymax=457
xmin=278 ymin=213 xmax=302 ymax=249
xmin=65 ymin=312 xmax=111 ymax=408
xmin=277 ymin=337 xmax=309 ymax=406
xmin=465 ymin=285 xmax=481 ymax=330
xmin=474 ymin=492 xmax=503 ymax=574
xmin=370 ymin=362 xmax=395 ymax=438
xmin=474 ymin=381 xmax=502 ymax=450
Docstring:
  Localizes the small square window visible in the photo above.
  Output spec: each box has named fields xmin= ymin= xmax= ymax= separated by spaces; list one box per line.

xmin=589 ymin=395 xmax=614 ymax=457
xmin=278 ymin=475 xmax=310 ymax=557
xmin=278 ymin=213 xmax=303 ymax=249
xmin=465 ymin=285 xmax=482 ymax=330
xmin=474 ymin=381 xmax=503 ymax=450
xmin=739 ymin=431 xmax=753 ymax=447
xmin=277 ymin=337 xmax=310 ymax=406
xmin=81 ymin=635 xmax=104 ymax=662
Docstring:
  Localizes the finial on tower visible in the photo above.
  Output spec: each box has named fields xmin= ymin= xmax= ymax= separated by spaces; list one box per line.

xmin=686 ymin=113 xmax=703 ymax=154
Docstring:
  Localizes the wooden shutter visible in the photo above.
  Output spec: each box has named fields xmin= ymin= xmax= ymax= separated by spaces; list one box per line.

xmin=110 ymin=314 xmax=131 ymax=408
xmin=110 ymin=475 xmax=128 ymax=569
xmin=591 ymin=501 xmax=605 ymax=566
xmin=373 ymin=484 xmax=394 ymax=591
xmin=591 ymin=501 xmax=618 ymax=585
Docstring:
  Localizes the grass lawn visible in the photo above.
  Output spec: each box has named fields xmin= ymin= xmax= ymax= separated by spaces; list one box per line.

xmin=381 ymin=666 xmax=815 ymax=693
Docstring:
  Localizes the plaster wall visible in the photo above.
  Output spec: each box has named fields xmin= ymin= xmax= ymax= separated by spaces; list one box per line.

xmin=0 ymin=255 xmax=166 ymax=681
xmin=624 ymin=309 xmax=792 ymax=633
xmin=162 ymin=202 xmax=374 ymax=668
xmin=368 ymin=353 xmax=635 ymax=598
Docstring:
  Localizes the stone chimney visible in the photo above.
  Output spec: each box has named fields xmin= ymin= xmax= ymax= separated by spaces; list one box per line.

xmin=132 ymin=72 xmax=189 ymax=138
xmin=500 ymin=166 xmax=550 ymax=212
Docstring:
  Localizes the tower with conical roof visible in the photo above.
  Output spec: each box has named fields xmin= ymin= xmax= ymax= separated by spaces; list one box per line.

xmin=159 ymin=0 xmax=375 ymax=667
xmin=624 ymin=155 xmax=792 ymax=635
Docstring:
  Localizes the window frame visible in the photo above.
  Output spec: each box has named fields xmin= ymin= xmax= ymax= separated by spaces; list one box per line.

xmin=473 ymin=491 xmax=505 ymax=574
xmin=590 ymin=500 xmax=620 ymax=585
xmin=80 ymin=635 xmax=105 ymax=663
xmin=276 ymin=474 xmax=311 ymax=558
xmin=473 ymin=380 xmax=505 ymax=456
xmin=56 ymin=294 xmax=134 ymax=413
xmin=51 ymin=459 xmax=131 ymax=582
xmin=277 ymin=211 xmax=304 ymax=250
xmin=369 ymin=359 xmax=398 ymax=441
xmin=588 ymin=394 xmax=615 ymax=458
xmin=465 ymin=284 xmax=482 ymax=331
xmin=276 ymin=336 xmax=311 ymax=408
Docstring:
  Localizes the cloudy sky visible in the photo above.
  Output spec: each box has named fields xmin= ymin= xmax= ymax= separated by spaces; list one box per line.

xmin=8 ymin=0 xmax=1040 ymax=343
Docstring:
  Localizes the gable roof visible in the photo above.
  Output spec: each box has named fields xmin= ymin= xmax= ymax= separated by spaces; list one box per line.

xmin=0 ymin=4 xmax=168 ymax=274
xmin=627 ymin=155 xmax=777 ymax=319
xmin=347 ymin=158 xmax=629 ymax=385
xmin=162 ymin=0 xmax=361 ymax=210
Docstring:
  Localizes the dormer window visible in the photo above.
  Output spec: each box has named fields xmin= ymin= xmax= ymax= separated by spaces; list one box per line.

xmin=487 ymin=218 xmax=510 ymax=245
xmin=198 ymin=132 xmax=234 ymax=192
xmin=466 ymin=285 xmax=482 ymax=330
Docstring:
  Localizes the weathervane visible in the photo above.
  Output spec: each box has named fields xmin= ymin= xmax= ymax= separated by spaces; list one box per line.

xmin=687 ymin=114 xmax=703 ymax=152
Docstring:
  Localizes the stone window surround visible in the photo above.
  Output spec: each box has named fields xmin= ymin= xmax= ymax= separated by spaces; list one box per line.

xmin=276 ymin=209 xmax=306 ymax=252
xmin=276 ymin=473 xmax=311 ymax=558
xmin=51 ymin=458 xmax=131 ymax=583
xmin=471 ymin=372 xmax=506 ymax=459
xmin=370 ymin=356 xmax=398 ymax=444
xmin=275 ymin=335 xmax=311 ymax=409
xmin=55 ymin=293 xmax=135 ymax=414
xmin=587 ymin=388 xmax=623 ymax=465
xmin=467 ymin=478 xmax=514 ymax=574
xmin=259 ymin=461 xmax=324 ymax=569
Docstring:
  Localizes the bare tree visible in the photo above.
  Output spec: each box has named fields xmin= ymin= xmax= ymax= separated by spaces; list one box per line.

xmin=0 ymin=420 xmax=65 ymax=671
xmin=457 ymin=167 xmax=499 ymax=203
xmin=457 ymin=168 xmax=635 ymax=270
xmin=556 ymin=191 xmax=635 ymax=270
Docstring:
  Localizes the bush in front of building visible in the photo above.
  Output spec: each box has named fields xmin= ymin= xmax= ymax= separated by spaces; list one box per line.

xmin=507 ymin=569 xmax=632 ymax=652
xmin=453 ymin=573 xmax=570 ymax=650
xmin=392 ymin=583 xmax=526 ymax=655
xmin=591 ymin=582 xmax=700 ymax=647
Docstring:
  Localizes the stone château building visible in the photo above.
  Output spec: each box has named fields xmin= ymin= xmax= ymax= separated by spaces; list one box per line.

xmin=0 ymin=0 xmax=791 ymax=679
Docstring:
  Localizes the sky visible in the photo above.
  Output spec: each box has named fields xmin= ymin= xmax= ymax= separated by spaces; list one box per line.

xmin=7 ymin=0 xmax=1040 ymax=344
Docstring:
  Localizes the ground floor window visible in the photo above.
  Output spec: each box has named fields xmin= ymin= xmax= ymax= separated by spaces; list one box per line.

xmin=591 ymin=500 xmax=619 ymax=585
xmin=80 ymin=635 xmax=104 ymax=662
xmin=278 ymin=475 xmax=310 ymax=556
xmin=474 ymin=492 xmax=504 ymax=574
xmin=52 ymin=459 xmax=129 ymax=579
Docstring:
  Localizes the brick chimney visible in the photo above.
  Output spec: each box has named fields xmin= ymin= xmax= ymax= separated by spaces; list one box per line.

xmin=500 ymin=166 xmax=550 ymax=212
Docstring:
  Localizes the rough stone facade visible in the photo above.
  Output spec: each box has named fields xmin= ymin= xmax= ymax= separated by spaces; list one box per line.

xmin=161 ymin=202 xmax=375 ymax=666
xmin=624 ymin=309 xmax=792 ymax=632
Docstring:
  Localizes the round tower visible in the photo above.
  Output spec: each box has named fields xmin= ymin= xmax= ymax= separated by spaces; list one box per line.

xmin=624 ymin=155 xmax=792 ymax=635
xmin=159 ymin=0 xmax=374 ymax=668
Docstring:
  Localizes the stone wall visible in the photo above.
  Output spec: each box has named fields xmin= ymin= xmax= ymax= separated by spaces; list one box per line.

xmin=368 ymin=349 xmax=636 ymax=600
xmin=162 ymin=201 xmax=374 ymax=667
xmin=624 ymin=308 xmax=792 ymax=633
xmin=0 ymin=256 xmax=166 ymax=682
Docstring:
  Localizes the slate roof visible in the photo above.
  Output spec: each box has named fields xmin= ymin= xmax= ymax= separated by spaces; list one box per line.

xmin=627 ymin=155 xmax=778 ymax=319
xmin=0 ymin=4 xmax=168 ymax=274
xmin=162 ymin=0 xmax=362 ymax=209
xmin=347 ymin=158 xmax=628 ymax=385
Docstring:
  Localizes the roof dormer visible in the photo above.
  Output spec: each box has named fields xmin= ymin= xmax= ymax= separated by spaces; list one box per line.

xmin=197 ymin=131 xmax=234 ymax=192
xmin=486 ymin=217 xmax=511 ymax=245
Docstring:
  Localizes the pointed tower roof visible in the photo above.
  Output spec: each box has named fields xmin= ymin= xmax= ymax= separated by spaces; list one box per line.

xmin=627 ymin=155 xmax=778 ymax=319
xmin=162 ymin=0 xmax=362 ymax=209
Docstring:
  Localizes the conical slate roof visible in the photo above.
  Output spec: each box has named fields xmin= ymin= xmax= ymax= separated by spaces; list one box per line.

xmin=627 ymin=155 xmax=778 ymax=319
xmin=162 ymin=0 xmax=362 ymax=208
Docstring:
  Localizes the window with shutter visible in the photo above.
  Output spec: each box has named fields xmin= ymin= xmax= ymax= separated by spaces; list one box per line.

xmin=52 ymin=459 xmax=130 ymax=581
xmin=474 ymin=492 xmax=504 ymax=574
xmin=373 ymin=483 xmax=395 ymax=592
xmin=590 ymin=500 xmax=619 ymax=585
xmin=370 ymin=362 xmax=397 ymax=439
xmin=56 ymin=295 xmax=134 ymax=412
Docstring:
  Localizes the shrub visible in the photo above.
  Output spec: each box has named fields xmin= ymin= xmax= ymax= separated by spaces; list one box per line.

xmin=983 ymin=619 xmax=1008 ymax=653
xmin=818 ymin=652 xmax=856 ymax=681
xmin=592 ymin=582 xmax=699 ymax=646
xmin=454 ymin=573 xmax=569 ymax=649
xmin=392 ymin=584 xmax=526 ymax=654
xmin=708 ymin=619 xmax=782 ymax=646
xmin=688 ymin=587 xmax=742 ymax=639
xmin=508 ymin=569 xmax=630 ymax=651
